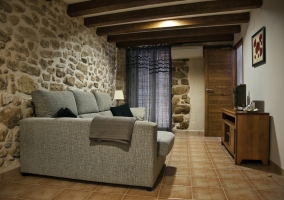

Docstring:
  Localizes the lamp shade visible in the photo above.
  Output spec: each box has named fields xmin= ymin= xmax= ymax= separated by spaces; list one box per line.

xmin=114 ymin=90 xmax=124 ymax=100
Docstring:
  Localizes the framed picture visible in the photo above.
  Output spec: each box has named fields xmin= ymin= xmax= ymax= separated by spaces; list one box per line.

xmin=252 ymin=27 xmax=266 ymax=67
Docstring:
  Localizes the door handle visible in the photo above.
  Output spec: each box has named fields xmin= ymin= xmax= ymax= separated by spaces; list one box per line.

xmin=206 ymin=88 xmax=213 ymax=92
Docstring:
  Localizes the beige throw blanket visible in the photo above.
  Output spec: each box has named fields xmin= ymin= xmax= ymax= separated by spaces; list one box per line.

xmin=89 ymin=116 xmax=137 ymax=144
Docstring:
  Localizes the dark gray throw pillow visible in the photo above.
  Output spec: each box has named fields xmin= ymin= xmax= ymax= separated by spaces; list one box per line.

xmin=57 ymin=107 xmax=77 ymax=118
xmin=110 ymin=104 xmax=133 ymax=117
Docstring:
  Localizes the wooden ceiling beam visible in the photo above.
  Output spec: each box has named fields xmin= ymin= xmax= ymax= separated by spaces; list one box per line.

xmin=116 ymin=34 xmax=234 ymax=48
xmin=107 ymin=25 xmax=241 ymax=43
xmin=85 ymin=0 xmax=262 ymax=27
xmin=97 ymin=13 xmax=249 ymax=36
xmin=67 ymin=0 xmax=181 ymax=17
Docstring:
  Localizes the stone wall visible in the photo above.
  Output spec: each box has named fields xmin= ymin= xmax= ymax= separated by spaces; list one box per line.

xmin=172 ymin=60 xmax=190 ymax=130
xmin=0 ymin=0 xmax=117 ymax=170
xmin=115 ymin=49 xmax=126 ymax=104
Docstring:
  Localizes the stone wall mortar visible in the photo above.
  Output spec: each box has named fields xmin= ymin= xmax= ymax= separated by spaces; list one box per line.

xmin=0 ymin=0 xmax=117 ymax=169
xmin=172 ymin=60 xmax=190 ymax=130
xmin=115 ymin=49 xmax=126 ymax=104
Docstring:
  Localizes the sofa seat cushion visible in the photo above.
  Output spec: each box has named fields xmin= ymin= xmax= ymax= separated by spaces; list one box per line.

xmin=32 ymin=90 xmax=78 ymax=117
xmin=99 ymin=110 xmax=113 ymax=116
xmin=71 ymin=90 xmax=99 ymax=115
xmin=157 ymin=131 xmax=175 ymax=157
xmin=78 ymin=113 xmax=100 ymax=118
xmin=93 ymin=92 xmax=113 ymax=112
xmin=130 ymin=107 xmax=145 ymax=120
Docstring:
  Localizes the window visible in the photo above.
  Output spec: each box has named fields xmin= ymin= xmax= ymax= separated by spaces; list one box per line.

xmin=235 ymin=39 xmax=243 ymax=85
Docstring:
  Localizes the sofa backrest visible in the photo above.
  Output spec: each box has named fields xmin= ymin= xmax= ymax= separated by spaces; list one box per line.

xmin=31 ymin=90 xmax=114 ymax=118
xmin=70 ymin=90 xmax=99 ymax=115
xmin=31 ymin=90 xmax=78 ymax=117
xmin=93 ymin=92 xmax=113 ymax=112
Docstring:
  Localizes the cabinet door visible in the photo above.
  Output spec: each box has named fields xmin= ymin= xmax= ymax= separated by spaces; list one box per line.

xmin=229 ymin=127 xmax=235 ymax=155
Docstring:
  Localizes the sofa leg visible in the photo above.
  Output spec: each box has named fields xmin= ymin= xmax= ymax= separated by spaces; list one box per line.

xmin=146 ymin=187 xmax=153 ymax=191
xmin=21 ymin=172 xmax=29 ymax=176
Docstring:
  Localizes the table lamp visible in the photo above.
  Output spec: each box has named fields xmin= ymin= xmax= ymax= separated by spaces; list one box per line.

xmin=113 ymin=90 xmax=124 ymax=106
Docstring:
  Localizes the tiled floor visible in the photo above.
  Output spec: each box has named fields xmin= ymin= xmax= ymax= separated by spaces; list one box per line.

xmin=0 ymin=131 xmax=284 ymax=199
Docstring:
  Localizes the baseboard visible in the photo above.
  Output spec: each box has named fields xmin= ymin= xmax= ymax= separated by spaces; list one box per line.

xmin=269 ymin=159 xmax=284 ymax=175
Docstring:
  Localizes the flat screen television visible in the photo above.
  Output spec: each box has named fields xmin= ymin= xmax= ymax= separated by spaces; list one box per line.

xmin=233 ymin=84 xmax=246 ymax=109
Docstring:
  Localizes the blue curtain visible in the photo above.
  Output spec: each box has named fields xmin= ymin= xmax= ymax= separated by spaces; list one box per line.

xmin=126 ymin=45 xmax=172 ymax=131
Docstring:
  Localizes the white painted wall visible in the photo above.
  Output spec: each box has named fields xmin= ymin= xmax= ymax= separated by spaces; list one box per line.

xmin=187 ymin=58 xmax=205 ymax=131
xmin=234 ymin=0 xmax=284 ymax=170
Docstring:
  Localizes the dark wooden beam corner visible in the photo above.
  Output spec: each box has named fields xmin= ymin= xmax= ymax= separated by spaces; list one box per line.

xmin=97 ymin=13 xmax=250 ymax=36
xmin=85 ymin=0 xmax=261 ymax=27
xmin=116 ymin=34 xmax=234 ymax=48
xmin=67 ymin=0 xmax=182 ymax=17
xmin=107 ymin=25 xmax=241 ymax=43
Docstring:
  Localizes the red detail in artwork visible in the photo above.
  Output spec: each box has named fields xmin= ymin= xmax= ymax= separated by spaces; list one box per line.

xmin=254 ymin=33 xmax=263 ymax=60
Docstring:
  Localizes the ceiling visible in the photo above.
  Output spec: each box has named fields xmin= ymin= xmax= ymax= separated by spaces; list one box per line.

xmin=63 ymin=0 xmax=263 ymax=48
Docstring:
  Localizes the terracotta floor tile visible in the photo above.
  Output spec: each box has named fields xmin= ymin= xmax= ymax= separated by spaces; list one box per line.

xmin=190 ymin=160 xmax=214 ymax=168
xmin=224 ymin=189 xmax=261 ymax=200
xmin=67 ymin=180 xmax=100 ymax=191
xmin=170 ymin=151 xmax=188 ymax=157
xmin=220 ymin=178 xmax=253 ymax=190
xmin=162 ymin=175 xmax=191 ymax=186
xmin=189 ymin=151 xmax=209 ymax=157
xmin=193 ymin=187 xmax=226 ymax=200
xmin=248 ymin=178 xmax=284 ymax=190
xmin=191 ymin=168 xmax=217 ymax=177
xmin=241 ymin=169 xmax=273 ymax=179
xmin=216 ymin=169 xmax=245 ymax=179
xmin=126 ymin=185 xmax=160 ymax=197
xmin=0 ymin=169 xmax=23 ymax=182
xmin=168 ymin=155 xmax=189 ymax=162
xmin=87 ymin=192 xmax=124 ymax=200
xmin=40 ymin=178 xmax=73 ymax=188
xmin=0 ymin=197 xmax=15 ymax=200
xmin=123 ymin=195 xmax=158 ymax=200
xmin=164 ymin=166 xmax=190 ymax=176
xmin=213 ymin=162 xmax=239 ymax=169
xmin=208 ymin=151 xmax=230 ymax=158
xmin=95 ymin=184 xmax=129 ymax=194
xmin=206 ymin=148 xmax=225 ymax=154
xmin=51 ymin=189 xmax=93 ymax=200
xmin=0 ymin=183 xmax=35 ymax=198
xmin=167 ymin=159 xmax=190 ymax=167
xmin=268 ymin=171 xmax=284 ymax=179
xmin=159 ymin=185 xmax=192 ymax=199
xmin=275 ymin=178 xmax=284 ymax=186
xmin=0 ymin=181 xmax=11 ymax=189
xmin=190 ymin=155 xmax=211 ymax=162
xmin=257 ymin=189 xmax=284 ymax=200
xmin=191 ymin=177 xmax=221 ymax=188
xmin=261 ymin=164 xmax=277 ymax=171
xmin=19 ymin=185 xmax=62 ymax=200
xmin=237 ymin=163 xmax=263 ymax=171
xmin=14 ymin=175 xmax=47 ymax=185
xmin=188 ymin=147 xmax=206 ymax=151
xmin=2 ymin=135 xmax=283 ymax=199
xmin=211 ymin=156 xmax=234 ymax=163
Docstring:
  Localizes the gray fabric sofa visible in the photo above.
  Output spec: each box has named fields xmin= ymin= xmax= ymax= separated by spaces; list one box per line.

xmin=20 ymin=90 xmax=174 ymax=188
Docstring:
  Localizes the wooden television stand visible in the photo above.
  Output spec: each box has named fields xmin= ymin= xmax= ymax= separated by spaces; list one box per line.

xmin=221 ymin=108 xmax=269 ymax=165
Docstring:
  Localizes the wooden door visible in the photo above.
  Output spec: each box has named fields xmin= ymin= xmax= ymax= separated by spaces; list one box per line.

xmin=204 ymin=49 xmax=236 ymax=137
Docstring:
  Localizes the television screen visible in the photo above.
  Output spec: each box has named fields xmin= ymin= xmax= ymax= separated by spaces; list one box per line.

xmin=233 ymin=84 xmax=246 ymax=108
